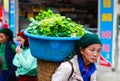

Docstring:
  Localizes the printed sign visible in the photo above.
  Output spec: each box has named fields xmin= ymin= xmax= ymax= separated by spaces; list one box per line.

xmin=99 ymin=0 xmax=114 ymax=67
xmin=9 ymin=0 xmax=16 ymax=36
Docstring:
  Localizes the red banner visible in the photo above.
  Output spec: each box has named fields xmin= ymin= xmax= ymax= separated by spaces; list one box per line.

xmin=100 ymin=55 xmax=111 ymax=67
xmin=0 ymin=5 xmax=3 ymax=21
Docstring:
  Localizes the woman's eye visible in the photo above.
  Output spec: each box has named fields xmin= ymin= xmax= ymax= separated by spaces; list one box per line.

xmin=97 ymin=49 xmax=101 ymax=52
xmin=90 ymin=49 xmax=94 ymax=52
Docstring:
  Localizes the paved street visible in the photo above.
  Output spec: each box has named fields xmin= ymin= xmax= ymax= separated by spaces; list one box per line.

xmin=97 ymin=64 xmax=120 ymax=81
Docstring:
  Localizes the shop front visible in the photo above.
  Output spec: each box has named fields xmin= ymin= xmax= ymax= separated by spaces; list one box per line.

xmin=17 ymin=0 xmax=98 ymax=33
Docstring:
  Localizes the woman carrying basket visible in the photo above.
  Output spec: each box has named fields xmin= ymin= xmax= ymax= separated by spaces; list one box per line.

xmin=52 ymin=33 xmax=102 ymax=81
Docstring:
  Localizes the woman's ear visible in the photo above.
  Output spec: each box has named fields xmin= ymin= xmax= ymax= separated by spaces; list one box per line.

xmin=80 ymin=47 xmax=84 ymax=55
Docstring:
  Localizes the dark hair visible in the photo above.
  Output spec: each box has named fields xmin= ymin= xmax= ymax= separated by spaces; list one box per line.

xmin=0 ymin=28 xmax=14 ymax=41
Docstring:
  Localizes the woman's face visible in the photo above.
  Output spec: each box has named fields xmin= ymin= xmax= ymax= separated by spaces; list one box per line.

xmin=0 ymin=33 xmax=8 ymax=43
xmin=80 ymin=44 xmax=101 ymax=65
xmin=15 ymin=36 xmax=25 ymax=46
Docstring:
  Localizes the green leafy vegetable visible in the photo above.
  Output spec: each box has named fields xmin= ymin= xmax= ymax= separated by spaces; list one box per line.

xmin=27 ymin=9 xmax=86 ymax=37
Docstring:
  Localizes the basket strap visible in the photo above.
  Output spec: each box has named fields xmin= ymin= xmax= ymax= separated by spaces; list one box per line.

xmin=68 ymin=60 xmax=74 ymax=81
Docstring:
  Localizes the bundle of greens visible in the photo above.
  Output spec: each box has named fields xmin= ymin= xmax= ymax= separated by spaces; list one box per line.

xmin=27 ymin=9 xmax=86 ymax=37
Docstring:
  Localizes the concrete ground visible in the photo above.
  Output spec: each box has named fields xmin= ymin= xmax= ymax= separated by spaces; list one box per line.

xmin=96 ymin=65 xmax=120 ymax=81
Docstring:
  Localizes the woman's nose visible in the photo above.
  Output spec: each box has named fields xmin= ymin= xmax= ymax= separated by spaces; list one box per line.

xmin=93 ymin=51 xmax=99 ymax=56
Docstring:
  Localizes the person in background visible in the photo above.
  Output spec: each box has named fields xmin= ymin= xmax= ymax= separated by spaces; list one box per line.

xmin=3 ymin=20 xmax=9 ymax=29
xmin=13 ymin=31 xmax=38 ymax=81
xmin=0 ymin=19 xmax=3 ymax=29
xmin=51 ymin=33 xmax=102 ymax=81
xmin=0 ymin=28 xmax=17 ymax=81
xmin=0 ymin=4 xmax=3 ymax=29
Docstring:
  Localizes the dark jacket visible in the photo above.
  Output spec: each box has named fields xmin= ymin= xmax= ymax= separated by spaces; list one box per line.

xmin=0 ymin=56 xmax=2 ymax=74
xmin=5 ymin=41 xmax=17 ymax=71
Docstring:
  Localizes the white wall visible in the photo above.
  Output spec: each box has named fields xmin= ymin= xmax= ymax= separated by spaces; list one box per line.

xmin=113 ymin=0 xmax=120 ymax=71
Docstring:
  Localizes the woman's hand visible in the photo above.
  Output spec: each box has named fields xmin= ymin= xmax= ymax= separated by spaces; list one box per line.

xmin=15 ymin=36 xmax=25 ymax=54
xmin=16 ymin=46 xmax=22 ymax=54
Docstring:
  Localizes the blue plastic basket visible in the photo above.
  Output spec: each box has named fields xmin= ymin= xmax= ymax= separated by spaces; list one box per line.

xmin=24 ymin=30 xmax=82 ymax=62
